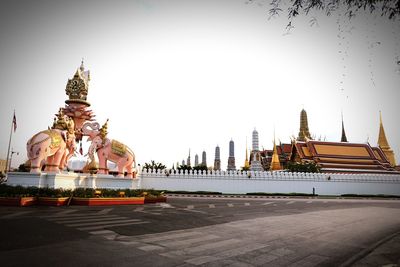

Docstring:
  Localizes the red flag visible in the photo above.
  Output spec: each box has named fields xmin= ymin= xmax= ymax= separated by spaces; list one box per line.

xmin=12 ymin=112 xmax=17 ymax=132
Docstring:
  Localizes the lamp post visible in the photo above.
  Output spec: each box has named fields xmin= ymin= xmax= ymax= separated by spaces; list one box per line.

xmin=9 ymin=149 xmax=19 ymax=172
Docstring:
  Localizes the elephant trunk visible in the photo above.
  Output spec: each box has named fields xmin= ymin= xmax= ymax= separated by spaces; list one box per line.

xmin=82 ymin=122 xmax=100 ymax=139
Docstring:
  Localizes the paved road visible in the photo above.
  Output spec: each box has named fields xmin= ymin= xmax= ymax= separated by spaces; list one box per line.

xmin=0 ymin=196 xmax=399 ymax=266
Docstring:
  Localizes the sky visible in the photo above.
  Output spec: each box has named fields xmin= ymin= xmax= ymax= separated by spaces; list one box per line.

xmin=0 ymin=0 xmax=399 ymax=170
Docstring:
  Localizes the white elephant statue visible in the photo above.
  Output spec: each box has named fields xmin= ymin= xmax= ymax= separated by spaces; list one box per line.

xmin=82 ymin=120 xmax=136 ymax=178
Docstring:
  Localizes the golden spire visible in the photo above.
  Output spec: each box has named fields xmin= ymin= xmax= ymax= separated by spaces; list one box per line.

xmin=244 ymin=138 xmax=250 ymax=169
xmin=270 ymin=130 xmax=282 ymax=171
xmin=378 ymin=111 xmax=396 ymax=166
xmin=100 ymin=119 xmax=109 ymax=142
xmin=297 ymin=108 xmax=311 ymax=141
xmin=341 ymin=112 xmax=348 ymax=142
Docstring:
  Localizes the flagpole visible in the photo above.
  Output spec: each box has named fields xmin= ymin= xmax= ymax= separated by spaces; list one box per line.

xmin=5 ymin=111 xmax=15 ymax=173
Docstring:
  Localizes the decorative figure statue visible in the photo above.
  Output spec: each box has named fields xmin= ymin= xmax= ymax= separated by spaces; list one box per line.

xmin=82 ymin=120 xmax=136 ymax=178
xmin=26 ymin=109 xmax=76 ymax=173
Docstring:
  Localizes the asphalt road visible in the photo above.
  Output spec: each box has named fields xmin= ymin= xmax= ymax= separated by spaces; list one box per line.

xmin=0 ymin=196 xmax=399 ymax=266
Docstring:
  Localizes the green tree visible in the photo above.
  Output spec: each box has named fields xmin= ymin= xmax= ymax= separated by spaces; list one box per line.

xmin=143 ymin=160 xmax=166 ymax=172
xmin=177 ymin=164 xmax=192 ymax=172
xmin=286 ymin=161 xmax=321 ymax=173
xmin=193 ymin=165 xmax=208 ymax=172
xmin=264 ymin=0 xmax=400 ymax=23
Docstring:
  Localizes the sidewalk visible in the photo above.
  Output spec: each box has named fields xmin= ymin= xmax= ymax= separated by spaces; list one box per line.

xmin=345 ymin=232 xmax=400 ymax=267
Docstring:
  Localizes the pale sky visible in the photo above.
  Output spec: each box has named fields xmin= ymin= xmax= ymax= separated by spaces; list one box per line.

xmin=1 ymin=0 xmax=399 ymax=170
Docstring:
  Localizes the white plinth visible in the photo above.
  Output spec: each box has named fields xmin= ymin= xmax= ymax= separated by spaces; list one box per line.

xmin=6 ymin=172 xmax=140 ymax=190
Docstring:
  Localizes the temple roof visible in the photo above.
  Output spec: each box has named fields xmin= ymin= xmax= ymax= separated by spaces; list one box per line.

xmin=292 ymin=140 xmax=396 ymax=173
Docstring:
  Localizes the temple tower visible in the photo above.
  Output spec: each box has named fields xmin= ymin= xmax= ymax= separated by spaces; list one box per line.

xmin=227 ymin=139 xmax=236 ymax=171
xmin=214 ymin=145 xmax=221 ymax=171
xmin=270 ymin=135 xmax=282 ymax=171
xmin=194 ymin=154 xmax=199 ymax=167
xmin=187 ymin=149 xmax=191 ymax=167
xmin=341 ymin=113 xmax=348 ymax=142
xmin=250 ymin=128 xmax=263 ymax=171
xmin=297 ymin=109 xmax=311 ymax=141
xmin=201 ymin=151 xmax=207 ymax=166
xmin=378 ymin=112 xmax=396 ymax=166
xmin=244 ymin=140 xmax=250 ymax=169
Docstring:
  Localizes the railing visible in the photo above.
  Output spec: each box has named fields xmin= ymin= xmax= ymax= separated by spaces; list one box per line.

xmin=139 ymin=168 xmax=400 ymax=183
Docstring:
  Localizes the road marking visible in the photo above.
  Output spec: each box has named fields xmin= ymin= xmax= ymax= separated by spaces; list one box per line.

xmin=67 ymin=218 xmax=141 ymax=227
xmin=286 ymin=201 xmax=295 ymax=205
xmin=307 ymin=201 xmax=313 ymax=204
xmin=77 ymin=221 xmax=149 ymax=231
xmin=227 ymin=203 xmax=234 ymax=207
xmin=209 ymin=204 xmax=215 ymax=208
xmin=97 ymin=208 xmax=113 ymax=215
xmin=244 ymin=203 xmax=250 ymax=206
xmin=138 ymin=245 xmax=165 ymax=251
xmin=261 ymin=202 xmax=274 ymax=205
xmin=54 ymin=216 xmax=126 ymax=224
xmin=89 ymin=230 xmax=116 ymax=235
xmin=158 ymin=203 xmax=175 ymax=208
xmin=186 ymin=205 xmax=194 ymax=209
xmin=134 ymin=207 xmax=144 ymax=212
xmin=1 ymin=211 xmax=34 ymax=219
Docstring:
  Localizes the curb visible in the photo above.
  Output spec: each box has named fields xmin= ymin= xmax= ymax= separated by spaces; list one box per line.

xmin=339 ymin=231 xmax=400 ymax=267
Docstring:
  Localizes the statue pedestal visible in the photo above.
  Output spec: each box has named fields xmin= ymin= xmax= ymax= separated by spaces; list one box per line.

xmin=6 ymin=172 xmax=140 ymax=190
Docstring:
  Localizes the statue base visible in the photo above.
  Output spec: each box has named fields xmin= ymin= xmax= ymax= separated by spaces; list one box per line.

xmin=6 ymin=172 xmax=140 ymax=190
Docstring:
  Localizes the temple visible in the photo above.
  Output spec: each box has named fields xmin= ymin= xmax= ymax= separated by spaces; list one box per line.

xmin=260 ymin=109 xmax=398 ymax=174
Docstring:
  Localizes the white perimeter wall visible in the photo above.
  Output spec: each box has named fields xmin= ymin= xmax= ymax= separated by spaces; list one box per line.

xmin=140 ymin=169 xmax=400 ymax=195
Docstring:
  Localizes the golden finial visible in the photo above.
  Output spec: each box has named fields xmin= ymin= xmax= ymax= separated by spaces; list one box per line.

xmin=100 ymin=119 xmax=109 ymax=141
xmin=52 ymin=108 xmax=68 ymax=130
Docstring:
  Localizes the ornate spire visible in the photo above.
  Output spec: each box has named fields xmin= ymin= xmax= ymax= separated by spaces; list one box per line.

xmin=227 ymin=140 xmax=236 ymax=171
xmin=341 ymin=112 xmax=348 ymax=142
xmin=65 ymin=61 xmax=90 ymax=106
xmin=378 ymin=111 xmax=396 ymax=166
xmin=270 ymin=129 xmax=282 ymax=171
xmin=214 ymin=145 xmax=221 ymax=170
xmin=187 ymin=149 xmax=191 ymax=167
xmin=297 ymin=109 xmax=311 ymax=141
xmin=244 ymin=138 xmax=250 ymax=169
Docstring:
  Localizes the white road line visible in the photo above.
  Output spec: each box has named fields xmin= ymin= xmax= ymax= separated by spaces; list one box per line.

xmin=158 ymin=203 xmax=175 ymax=208
xmin=67 ymin=218 xmax=141 ymax=227
xmin=134 ymin=207 xmax=144 ymax=212
xmin=1 ymin=211 xmax=34 ymax=219
xmin=227 ymin=203 xmax=234 ymax=207
xmin=97 ymin=208 xmax=113 ymax=215
xmin=140 ymin=231 xmax=201 ymax=243
xmin=244 ymin=203 xmax=250 ymax=206
xmin=77 ymin=221 xmax=149 ymax=231
xmin=138 ymin=245 xmax=165 ymax=252
xmin=286 ymin=201 xmax=295 ymax=205
xmin=158 ymin=235 xmax=219 ymax=248
xmin=187 ymin=205 xmax=194 ymax=209
xmin=261 ymin=202 xmax=274 ymax=205
xmin=54 ymin=216 xmax=127 ymax=224
xmin=89 ymin=230 xmax=116 ymax=235
xmin=208 ymin=204 xmax=215 ymax=208
xmin=307 ymin=201 xmax=313 ymax=204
